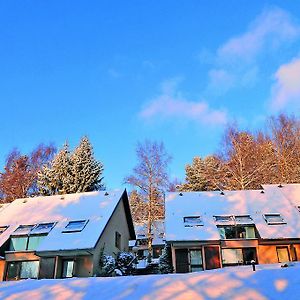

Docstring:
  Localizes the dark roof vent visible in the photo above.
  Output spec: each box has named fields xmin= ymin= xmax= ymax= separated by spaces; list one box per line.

xmin=220 ymin=191 xmax=225 ymax=195
xmin=104 ymin=192 xmax=109 ymax=196
xmin=22 ymin=200 xmax=27 ymax=203
xmin=179 ymin=192 xmax=183 ymax=196
xmin=60 ymin=196 xmax=65 ymax=200
xmin=278 ymin=184 xmax=283 ymax=188
xmin=260 ymin=190 xmax=265 ymax=194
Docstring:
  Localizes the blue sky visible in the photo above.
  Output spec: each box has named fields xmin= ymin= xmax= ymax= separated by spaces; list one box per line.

xmin=1 ymin=1 xmax=300 ymax=189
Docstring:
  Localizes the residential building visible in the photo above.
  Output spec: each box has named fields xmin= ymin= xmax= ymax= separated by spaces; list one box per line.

xmin=165 ymin=184 xmax=300 ymax=273
xmin=0 ymin=190 xmax=135 ymax=281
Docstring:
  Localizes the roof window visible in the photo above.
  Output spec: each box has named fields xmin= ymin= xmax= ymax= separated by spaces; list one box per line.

xmin=62 ymin=220 xmax=88 ymax=233
xmin=263 ymin=214 xmax=286 ymax=225
xmin=214 ymin=215 xmax=253 ymax=225
xmin=0 ymin=226 xmax=8 ymax=235
xmin=183 ymin=216 xmax=203 ymax=227
xmin=30 ymin=223 xmax=55 ymax=235
xmin=13 ymin=225 xmax=35 ymax=235
xmin=214 ymin=215 xmax=233 ymax=223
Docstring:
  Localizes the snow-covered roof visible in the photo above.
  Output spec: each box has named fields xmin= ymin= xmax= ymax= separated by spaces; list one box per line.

xmin=135 ymin=220 xmax=165 ymax=246
xmin=165 ymin=186 xmax=300 ymax=242
xmin=0 ymin=203 xmax=9 ymax=213
xmin=0 ymin=190 xmax=133 ymax=252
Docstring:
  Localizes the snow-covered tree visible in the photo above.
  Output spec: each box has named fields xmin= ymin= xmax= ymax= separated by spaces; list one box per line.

xmin=70 ymin=136 xmax=104 ymax=192
xmin=38 ymin=137 xmax=104 ymax=195
xmin=159 ymin=245 xmax=173 ymax=274
xmin=116 ymin=252 xmax=135 ymax=275
xmin=38 ymin=143 xmax=72 ymax=195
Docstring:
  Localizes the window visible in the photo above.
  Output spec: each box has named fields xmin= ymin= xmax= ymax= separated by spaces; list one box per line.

xmin=214 ymin=215 xmax=253 ymax=224
xmin=20 ymin=261 xmax=39 ymax=279
xmin=115 ymin=231 xmax=121 ymax=249
xmin=277 ymin=247 xmax=290 ymax=263
xmin=6 ymin=261 xmax=39 ymax=280
xmin=9 ymin=237 xmax=28 ymax=251
xmin=190 ymin=250 xmax=203 ymax=272
xmin=13 ymin=225 xmax=35 ymax=235
xmin=235 ymin=215 xmax=253 ymax=225
xmin=153 ymin=247 xmax=162 ymax=259
xmin=30 ymin=223 xmax=55 ymax=234
xmin=214 ymin=215 xmax=233 ymax=224
xmin=263 ymin=214 xmax=286 ymax=225
xmin=217 ymin=225 xmax=256 ymax=239
xmin=0 ymin=226 xmax=8 ymax=235
xmin=183 ymin=216 xmax=203 ymax=227
xmin=27 ymin=235 xmax=46 ymax=250
xmin=62 ymin=220 xmax=88 ymax=233
xmin=62 ymin=260 xmax=74 ymax=278
xmin=222 ymin=248 xmax=257 ymax=266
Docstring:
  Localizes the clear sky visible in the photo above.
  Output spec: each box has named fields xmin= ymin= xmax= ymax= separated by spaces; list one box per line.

xmin=1 ymin=1 xmax=300 ymax=189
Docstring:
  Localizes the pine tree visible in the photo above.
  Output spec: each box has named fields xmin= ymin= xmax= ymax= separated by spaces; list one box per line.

xmin=38 ymin=137 xmax=104 ymax=195
xmin=70 ymin=137 xmax=104 ymax=192
xmin=159 ymin=245 xmax=173 ymax=274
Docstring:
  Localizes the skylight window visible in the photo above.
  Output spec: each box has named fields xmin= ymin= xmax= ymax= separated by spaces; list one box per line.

xmin=234 ymin=215 xmax=254 ymax=225
xmin=214 ymin=216 xmax=233 ymax=223
xmin=183 ymin=216 xmax=203 ymax=227
xmin=30 ymin=223 xmax=55 ymax=235
xmin=263 ymin=214 xmax=286 ymax=225
xmin=0 ymin=226 xmax=8 ymax=235
xmin=62 ymin=220 xmax=88 ymax=233
xmin=13 ymin=225 xmax=35 ymax=235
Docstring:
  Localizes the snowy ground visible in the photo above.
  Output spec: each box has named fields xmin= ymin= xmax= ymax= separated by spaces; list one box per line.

xmin=1 ymin=263 xmax=300 ymax=300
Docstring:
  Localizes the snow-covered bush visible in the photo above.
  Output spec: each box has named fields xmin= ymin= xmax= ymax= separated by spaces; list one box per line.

xmin=116 ymin=252 xmax=135 ymax=275
xmin=98 ymin=247 xmax=116 ymax=276
xmin=159 ymin=245 xmax=173 ymax=274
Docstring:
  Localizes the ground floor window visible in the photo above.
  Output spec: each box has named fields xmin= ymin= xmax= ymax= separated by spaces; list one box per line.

xmin=6 ymin=261 xmax=39 ymax=281
xmin=221 ymin=248 xmax=257 ymax=267
xmin=190 ymin=250 xmax=203 ymax=272
xmin=153 ymin=247 xmax=163 ymax=258
xmin=276 ymin=247 xmax=290 ymax=263
xmin=175 ymin=248 xmax=204 ymax=273
xmin=62 ymin=259 xmax=74 ymax=278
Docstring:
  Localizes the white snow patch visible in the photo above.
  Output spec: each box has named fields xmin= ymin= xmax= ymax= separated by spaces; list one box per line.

xmin=0 ymin=263 xmax=300 ymax=299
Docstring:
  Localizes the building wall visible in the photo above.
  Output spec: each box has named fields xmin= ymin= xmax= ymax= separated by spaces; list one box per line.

xmin=93 ymin=198 xmax=131 ymax=275
xmin=75 ymin=255 xmax=93 ymax=277
xmin=258 ymin=245 xmax=279 ymax=264
xmin=5 ymin=251 xmax=40 ymax=262
xmin=0 ymin=260 xmax=5 ymax=281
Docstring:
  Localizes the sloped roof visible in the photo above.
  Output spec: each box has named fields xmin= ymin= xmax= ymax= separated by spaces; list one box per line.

xmin=0 ymin=190 xmax=134 ymax=252
xmin=165 ymin=186 xmax=300 ymax=242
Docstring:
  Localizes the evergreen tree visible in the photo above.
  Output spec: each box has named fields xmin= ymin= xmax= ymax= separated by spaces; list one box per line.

xmin=159 ymin=245 xmax=173 ymax=274
xmin=70 ymin=137 xmax=104 ymax=192
xmin=38 ymin=137 xmax=104 ymax=195
xmin=38 ymin=143 xmax=72 ymax=195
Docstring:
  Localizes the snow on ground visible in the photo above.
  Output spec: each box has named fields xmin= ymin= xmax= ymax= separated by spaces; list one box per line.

xmin=1 ymin=263 xmax=300 ymax=300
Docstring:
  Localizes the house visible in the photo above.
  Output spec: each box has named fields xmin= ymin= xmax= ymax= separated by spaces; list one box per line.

xmin=0 ymin=190 xmax=135 ymax=281
xmin=165 ymin=184 xmax=300 ymax=273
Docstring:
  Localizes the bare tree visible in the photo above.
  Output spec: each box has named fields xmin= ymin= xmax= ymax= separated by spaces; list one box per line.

xmin=269 ymin=114 xmax=300 ymax=184
xmin=124 ymin=140 xmax=171 ymax=258
xmin=219 ymin=127 xmax=277 ymax=190
xmin=0 ymin=144 xmax=56 ymax=202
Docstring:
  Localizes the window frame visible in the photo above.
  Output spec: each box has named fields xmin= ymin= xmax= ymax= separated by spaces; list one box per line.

xmin=263 ymin=213 xmax=286 ymax=225
xmin=183 ymin=216 xmax=203 ymax=227
xmin=6 ymin=260 xmax=39 ymax=281
xmin=115 ymin=231 xmax=121 ymax=250
xmin=0 ymin=226 xmax=8 ymax=235
xmin=62 ymin=220 xmax=89 ymax=233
